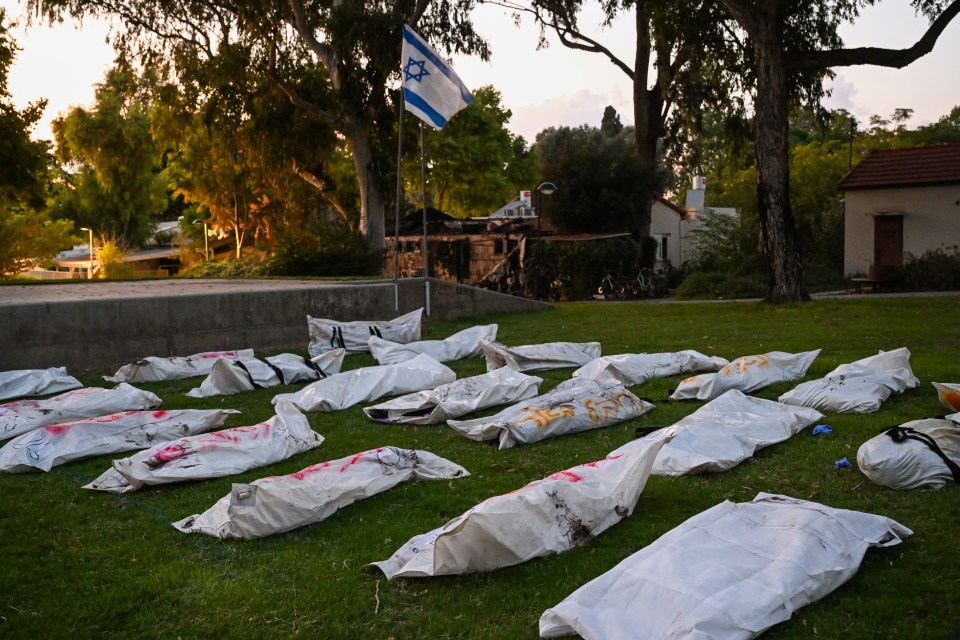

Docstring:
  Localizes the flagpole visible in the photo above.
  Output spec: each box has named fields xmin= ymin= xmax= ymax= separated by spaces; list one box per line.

xmin=393 ymin=94 xmax=404 ymax=314
xmin=420 ymin=121 xmax=430 ymax=318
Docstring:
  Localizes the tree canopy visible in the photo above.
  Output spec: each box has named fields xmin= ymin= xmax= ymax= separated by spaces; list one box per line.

xmin=0 ymin=9 xmax=73 ymax=278
xmin=31 ymin=0 xmax=491 ymax=253
xmin=533 ymin=113 xmax=656 ymax=235
xmin=51 ymin=65 xmax=168 ymax=248
xmin=714 ymin=0 xmax=960 ymax=302
xmin=404 ymin=86 xmax=537 ymax=217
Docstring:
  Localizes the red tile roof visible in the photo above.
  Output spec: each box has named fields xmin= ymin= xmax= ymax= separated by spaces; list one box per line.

xmin=838 ymin=144 xmax=960 ymax=190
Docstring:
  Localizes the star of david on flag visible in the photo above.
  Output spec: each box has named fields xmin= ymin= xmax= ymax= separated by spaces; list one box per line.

xmin=401 ymin=25 xmax=473 ymax=129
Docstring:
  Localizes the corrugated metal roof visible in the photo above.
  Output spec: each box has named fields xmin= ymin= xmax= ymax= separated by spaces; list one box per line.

xmin=838 ymin=144 xmax=960 ymax=190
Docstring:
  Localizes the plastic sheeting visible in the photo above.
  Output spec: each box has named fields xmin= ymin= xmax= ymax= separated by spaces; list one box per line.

xmin=481 ymin=341 xmax=602 ymax=373
xmin=539 ymin=493 xmax=911 ymax=640
xmin=172 ymin=447 xmax=469 ymax=539
xmin=1 ymin=383 xmax=162 ymax=441
xmin=779 ymin=348 xmax=920 ymax=413
xmin=447 ymin=378 xmax=654 ymax=449
xmin=186 ymin=350 xmax=346 ymax=398
xmin=0 ymin=367 xmax=83 ymax=402
xmin=272 ymin=354 xmax=456 ymax=413
xmin=307 ymin=308 xmax=423 ymax=356
xmin=363 ymin=367 xmax=542 ymax=425
xmin=669 ymin=349 xmax=821 ymax=401
xmin=573 ymin=350 xmax=729 ymax=386
xmin=933 ymin=382 xmax=960 ymax=412
xmin=612 ymin=390 xmax=822 ymax=476
xmin=104 ymin=349 xmax=255 ymax=383
xmin=84 ymin=400 xmax=323 ymax=493
xmin=369 ymin=324 xmax=498 ymax=364
xmin=0 ymin=409 xmax=236 ymax=473
xmin=857 ymin=418 xmax=960 ymax=490
xmin=368 ymin=431 xmax=672 ymax=578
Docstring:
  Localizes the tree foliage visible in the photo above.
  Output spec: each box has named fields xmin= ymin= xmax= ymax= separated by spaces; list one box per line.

xmin=500 ymin=0 xmax=735 ymax=238
xmin=51 ymin=65 xmax=168 ymax=248
xmin=533 ymin=115 xmax=656 ymax=235
xmin=405 ymin=86 xmax=537 ymax=217
xmin=681 ymin=103 xmax=960 ymax=296
xmin=31 ymin=0 xmax=490 ymax=252
xmin=713 ymin=0 xmax=960 ymax=302
xmin=0 ymin=9 xmax=73 ymax=278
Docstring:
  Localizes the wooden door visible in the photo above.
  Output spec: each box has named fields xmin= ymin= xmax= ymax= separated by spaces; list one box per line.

xmin=873 ymin=215 xmax=903 ymax=281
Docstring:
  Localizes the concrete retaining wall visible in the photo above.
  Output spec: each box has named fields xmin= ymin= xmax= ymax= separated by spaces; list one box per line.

xmin=0 ymin=278 xmax=549 ymax=372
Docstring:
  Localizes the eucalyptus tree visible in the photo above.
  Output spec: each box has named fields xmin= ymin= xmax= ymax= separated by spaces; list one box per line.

xmin=30 ymin=0 xmax=489 ymax=252
xmin=492 ymin=0 xmax=735 ymax=239
xmin=714 ymin=0 xmax=960 ymax=302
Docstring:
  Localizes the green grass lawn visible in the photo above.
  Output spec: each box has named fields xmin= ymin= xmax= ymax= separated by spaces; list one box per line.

xmin=2 ymin=296 xmax=959 ymax=639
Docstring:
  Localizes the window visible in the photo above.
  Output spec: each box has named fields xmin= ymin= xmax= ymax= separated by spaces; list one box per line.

xmin=654 ymin=234 xmax=669 ymax=261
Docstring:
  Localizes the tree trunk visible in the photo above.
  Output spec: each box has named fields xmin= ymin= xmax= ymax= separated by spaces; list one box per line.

xmin=343 ymin=116 xmax=386 ymax=253
xmin=750 ymin=14 xmax=809 ymax=303
xmin=631 ymin=0 xmax=657 ymax=241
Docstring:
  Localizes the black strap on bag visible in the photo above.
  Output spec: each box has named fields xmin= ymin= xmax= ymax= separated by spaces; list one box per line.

xmin=264 ymin=360 xmax=286 ymax=385
xmin=330 ymin=326 xmax=346 ymax=350
xmin=369 ymin=326 xmax=383 ymax=339
xmin=233 ymin=360 xmax=263 ymax=389
xmin=302 ymin=356 xmax=329 ymax=379
xmin=886 ymin=426 xmax=960 ymax=484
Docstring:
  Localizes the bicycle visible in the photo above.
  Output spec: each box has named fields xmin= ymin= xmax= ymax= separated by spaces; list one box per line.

xmin=597 ymin=270 xmax=628 ymax=300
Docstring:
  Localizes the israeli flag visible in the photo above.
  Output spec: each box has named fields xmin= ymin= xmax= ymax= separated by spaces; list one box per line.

xmin=401 ymin=25 xmax=473 ymax=129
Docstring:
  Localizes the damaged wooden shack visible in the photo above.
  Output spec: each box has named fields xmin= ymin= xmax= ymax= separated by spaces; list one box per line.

xmin=386 ymin=206 xmax=535 ymax=295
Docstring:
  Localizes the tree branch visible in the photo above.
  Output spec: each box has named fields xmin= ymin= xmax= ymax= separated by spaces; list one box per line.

xmin=266 ymin=46 xmax=337 ymax=125
xmin=790 ymin=0 xmax=960 ymax=70
xmin=480 ymin=0 xmax=634 ymax=79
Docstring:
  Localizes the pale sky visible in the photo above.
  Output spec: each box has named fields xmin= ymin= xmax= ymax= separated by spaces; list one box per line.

xmin=3 ymin=0 xmax=959 ymax=143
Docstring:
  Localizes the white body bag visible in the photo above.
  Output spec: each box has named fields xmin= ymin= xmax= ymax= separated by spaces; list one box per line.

xmin=368 ymin=431 xmax=671 ymax=578
xmin=857 ymin=418 xmax=960 ymax=490
xmin=272 ymin=354 xmax=456 ymax=413
xmin=0 ymin=409 xmax=236 ymax=473
xmin=0 ymin=367 xmax=82 ymax=402
xmin=540 ymin=493 xmax=911 ymax=640
xmin=448 ymin=377 xmax=654 ymax=450
xmin=933 ymin=382 xmax=960 ymax=412
xmin=617 ymin=390 xmax=822 ymax=476
xmin=368 ymin=324 xmax=497 ymax=364
xmin=363 ymin=367 xmax=542 ymax=425
xmin=481 ymin=341 xmax=602 ymax=372
xmin=173 ymin=447 xmax=469 ymax=539
xmin=779 ymin=347 xmax=919 ymax=413
xmin=573 ymin=350 xmax=729 ymax=386
xmin=307 ymin=308 xmax=423 ymax=356
xmin=670 ymin=349 xmax=820 ymax=401
xmin=186 ymin=350 xmax=345 ymax=398
xmin=84 ymin=400 xmax=323 ymax=493
xmin=1 ymin=383 xmax=161 ymax=441
xmin=104 ymin=349 xmax=255 ymax=383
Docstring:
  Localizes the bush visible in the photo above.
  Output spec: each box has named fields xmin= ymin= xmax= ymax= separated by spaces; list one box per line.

xmin=526 ymin=237 xmax=643 ymax=300
xmin=675 ymin=268 xmax=767 ymax=299
xmin=892 ymin=246 xmax=960 ymax=291
xmin=182 ymin=256 xmax=270 ymax=278
xmin=266 ymin=226 xmax=383 ymax=277
xmin=96 ymin=241 xmax=136 ymax=279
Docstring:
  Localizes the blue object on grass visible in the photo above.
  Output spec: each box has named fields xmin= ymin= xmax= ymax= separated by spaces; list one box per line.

xmin=834 ymin=457 xmax=851 ymax=470
xmin=812 ymin=424 xmax=833 ymax=436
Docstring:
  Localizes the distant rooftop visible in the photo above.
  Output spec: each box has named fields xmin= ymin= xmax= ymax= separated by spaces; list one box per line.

xmin=838 ymin=144 xmax=960 ymax=190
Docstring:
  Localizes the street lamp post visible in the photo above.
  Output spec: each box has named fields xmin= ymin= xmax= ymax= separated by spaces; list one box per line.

xmin=534 ymin=182 xmax=557 ymax=299
xmin=80 ymin=227 xmax=94 ymax=279
xmin=192 ymin=219 xmax=210 ymax=260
